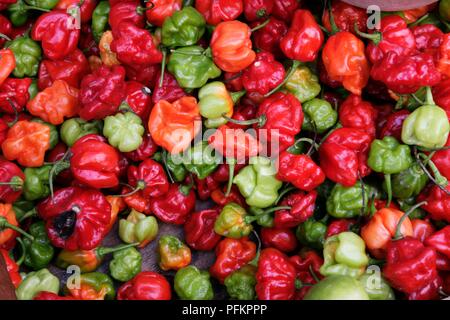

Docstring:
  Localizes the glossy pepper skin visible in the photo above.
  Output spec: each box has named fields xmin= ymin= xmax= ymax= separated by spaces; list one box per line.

xmin=0 ymin=78 xmax=32 ymax=114
xmin=124 ymin=133 xmax=158 ymax=162
xmin=261 ymin=227 xmax=297 ymax=253
xmin=16 ymin=268 xmax=59 ymax=300
xmin=55 ymin=0 xmax=97 ymax=23
xmin=380 ymin=110 xmax=410 ymax=140
xmin=302 ymin=98 xmax=337 ymax=134
xmin=70 ymin=134 xmax=121 ymax=189
xmin=256 ymin=248 xmax=297 ymax=300
xmin=304 ymin=275 xmax=369 ymax=300
xmin=280 ymin=9 xmax=324 ymax=62
xmin=425 ymin=226 xmax=450 ymax=261
xmin=296 ymin=217 xmax=327 ymax=251
xmin=158 ymin=235 xmax=191 ymax=271
xmin=283 ymin=64 xmax=321 ymax=103
xmin=274 ymin=190 xmax=317 ymax=228
xmin=322 ymin=0 xmax=367 ymax=34
xmin=161 ymin=6 xmax=205 ymax=47
xmin=196 ymin=0 xmax=243 ymax=25
xmin=119 ymin=209 xmax=158 ymax=248
xmin=0 ymin=49 xmax=15 ymax=86
xmin=184 ymin=207 xmax=222 ymax=251
xmin=108 ymin=1 xmax=145 ymax=31
xmin=322 ymin=31 xmax=369 ymax=95
xmin=0 ymin=204 xmax=18 ymax=249
xmin=145 ymin=0 xmax=181 ymax=27
xmin=214 ymin=202 xmax=253 ymax=239
xmin=326 ymin=182 xmax=370 ymax=219
xmin=175 ymin=266 xmax=214 ymax=300
xmin=252 ymin=17 xmax=287 ymax=57
xmin=432 ymin=137 xmax=450 ymax=180
xmin=198 ymin=81 xmax=234 ymax=128
xmin=117 ymin=271 xmax=171 ymax=300
xmin=123 ymin=81 xmax=152 ymax=121
xmin=367 ymin=136 xmax=413 ymax=174
xmin=60 ymin=118 xmax=102 ymax=147
xmin=418 ymin=185 xmax=450 ymax=223
xmin=211 ymin=20 xmax=256 ymax=73
xmin=243 ymin=0 xmax=273 ymax=21
xmin=152 ymin=70 xmax=186 ymax=104
xmin=0 ymin=14 xmax=12 ymax=48
xmin=1 ymin=120 xmax=50 ymax=168
xmin=92 ymin=1 xmax=110 ymax=42
xmin=103 ymin=112 xmax=144 ymax=153
xmin=37 ymin=186 xmax=111 ymax=251
xmin=127 ymin=159 xmax=169 ymax=198
xmin=339 ymin=94 xmax=377 ymax=137
xmin=23 ymin=164 xmax=65 ymax=201
xmin=5 ymin=35 xmax=41 ymax=78
xmin=390 ymin=164 xmax=428 ymax=200
xmin=0 ymin=249 xmax=21 ymax=288
xmin=66 ymin=272 xmax=115 ymax=300
xmin=210 ymin=237 xmax=256 ymax=283
xmin=0 ymin=157 xmax=24 ymax=204
xmin=109 ymin=247 xmax=142 ymax=282
xmin=224 ymin=265 xmax=257 ymax=300
xmin=79 ymin=65 xmax=127 ymax=121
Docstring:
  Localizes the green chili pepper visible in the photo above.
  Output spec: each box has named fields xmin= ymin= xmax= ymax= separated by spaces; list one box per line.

xmin=119 ymin=209 xmax=159 ymax=247
xmin=326 ymin=182 xmax=371 ymax=218
xmin=5 ymin=35 xmax=42 ymax=78
xmin=283 ymin=64 xmax=321 ymax=103
xmin=368 ymin=136 xmax=413 ymax=174
xmin=388 ymin=164 xmax=428 ymax=199
xmin=302 ymin=98 xmax=337 ymax=134
xmin=92 ymin=1 xmax=110 ymax=42
xmin=245 ymin=207 xmax=274 ymax=228
xmin=23 ymin=162 xmax=69 ymax=201
xmin=21 ymin=221 xmax=54 ymax=270
xmin=60 ymin=118 xmax=103 ymax=147
xmin=103 ymin=111 xmax=145 ymax=152
xmin=28 ymin=79 xmax=38 ymax=99
xmin=304 ymin=275 xmax=369 ymax=300
xmin=174 ymin=266 xmax=214 ymax=300
xmin=8 ymin=0 xmax=49 ymax=27
xmin=296 ymin=217 xmax=327 ymax=250
xmin=12 ymin=199 xmax=35 ymax=221
xmin=398 ymin=197 xmax=426 ymax=219
xmin=224 ymin=265 xmax=257 ymax=300
xmin=32 ymin=118 xmax=58 ymax=149
xmin=24 ymin=0 xmax=59 ymax=10
xmin=214 ymin=202 xmax=253 ymax=239
xmin=164 ymin=152 xmax=188 ymax=182
xmin=161 ymin=6 xmax=206 ymax=47
xmin=69 ymin=272 xmax=116 ymax=300
xmin=16 ymin=268 xmax=60 ymax=300
xmin=440 ymin=0 xmax=450 ymax=22
xmin=109 ymin=247 xmax=142 ymax=282
xmin=359 ymin=268 xmax=395 ymax=300
xmin=233 ymin=157 xmax=282 ymax=209
xmin=167 ymin=46 xmax=221 ymax=89
xmin=181 ymin=141 xmax=219 ymax=179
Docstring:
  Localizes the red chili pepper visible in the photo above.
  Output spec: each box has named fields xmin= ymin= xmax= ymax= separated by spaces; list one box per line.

xmin=56 ymin=0 xmax=97 ymax=24
xmin=379 ymin=109 xmax=410 ymax=141
xmin=38 ymin=49 xmax=89 ymax=90
xmin=211 ymin=185 xmax=247 ymax=208
xmin=0 ymin=157 xmax=24 ymax=204
xmin=251 ymin=18 xmax=287 ymax=58
xmin=34 ymin=292 xmax=75 ymax=300
xmin=0 ymin=249 xmax=21 ymax=288
xmin=109 ymin=0 xmax=146 ymax=31
xmin=374 ymin=103 xmax=394 ymax=135
xmin=117 ymin=272 xmax=172 ymax=300
xmin=433 ymin=79 xmax=450 ymax=120
xmin=436 ymin=253 xmax=450 ymax=271
xmin=31 ymin=11 xmax=80 ymax=60
xmin=127 ymin=159 xmax=169 ymax=198
xmin=111 ymin=22 xmax=162 ymax=67
xmin=326 ymin=219 xmax=356 ymax=238
xmin=413 ymin=24 xmax=443 ymax=52
xmin=123 ymin=81 xmax=152 ymax=121
xmin=319 ymin=127 xmax=372 ymax=187
xmin=430 ymin=137 xmax=450 ymax=181
xmin=79 ymin=24 xmax=100 ymax=57
xmin=152 ymin=70 xmax=186 ymax=104
xmin=339 ymin=94 xmax=378 ymax=137
xmin=271 ymin=0 xmax=299 ymax=22
xmin=322 ymin=0 xmax=367 ymax=34
xmin=226 ymin=100 xmax=258 ymax=130
xmin=194 ymin=175 xmax=220 ymax=201
xmin=124 ymin=63 xmax=159 ymax=87
xmin=425 ymin=226 xmax=450 ymax=260
xmin=240 ymin=51 xmax=285 ymax=95
xmin=122 ymin=187 xmax=152 ymax=214
xmin=150 ymin=183 xmax=196 ymax=225
xmin=196 ymin=0 xmax=243 ymax=25
xmin=184 ymin=207 xmax=222 ymax=251
xmin=243 ymin=0 xmax=273 ymax=21
xmin=437 ymin=34 xmax=450 ymax=78
xmin=274 ymin=190 xmax=317 ymax=228
xmin=261 ymin=227 xmax=297 ymax=253
xmin=417 ymin=185 xmax=450 ymax=223
xmin=79 ymin=65 xmax=127 ymax=120
xmin=256 ymin=248 xmax=297 ymax=300
xmin=276 ymin=152 xmax=325 ymax=192
xmin=318 ymin=60 xmax=341 ymax=89
xmin=280 ymin=9 xmax=324 ymax=63
xmin=123 ymin=133 xmax=158 ymax=162
xmin=0 ymin=14 xmax=12 ymax=48
xmin=210 ymin=237 xmax=256 ymax=283
xmin=46 ymin=143 xmax=73 ymax=185
xmin=211 ymin=163 xmax=246 ymax=183
xmin=0 ymin=0 xmax=16 ymax=11
xmin=411 ymin=219 xmax=435 ymax=243
xmin=290 ymin=250 xmax=323 ymax=299
xmin=70 ymin=134 xmax=121 ymax=189
xmin=37 ymin=186 xmax=111 ymax=251
xmin=145 ymin=0 xmax=182 ymax=27
xmin=0 ymin=119 xmax=8 ymax=147
xmin=0 ymin=78 xmax=32 ymax=114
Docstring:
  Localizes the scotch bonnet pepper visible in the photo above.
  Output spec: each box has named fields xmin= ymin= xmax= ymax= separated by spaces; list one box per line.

xmin=158 ymin=235 xmax=191 ymax=271
xmin=214 ymin=202 xmax=253 ymax=239
xmin=5 ymin=35 xmax=41 ymax=78
xmin=196 ymin=0 xmax=242 ymax=25
xmin=103 ymin=111 xmax=144 ymax=153
xmin=283 ymin=64 xmax=321 ymax=103
xmin=326 ymin=182 xmax=370 ymax=218
xmin=174 ymin=266 xmax=214 ymax=300
xmin=302 ymin=98 xmax=337 ymax=134
xmin=0 ymin=157 xmax=24 ymax=204
xmin=274 ymin=190 xmax=317 ymax=228
xmin=198 ymin=81 xmax=235 ymax=128
xmin=184 ymin=208 xmax=221 ymax=251
xmin=127 ymin=158 xmax=169 ymax=198
xmin=92 ymin=1 xmax=110 ymax=42
xmin=60 ymin=118 xmax=102 ymax=147
xmin=16 ymin=268 xmax=59 ymax=300
xmin=119 ymin=209 xmax=158 ymax=248
xmin=145 ymin=0 xmax=181 ymax=27
xmin=224 ymin=265 xmax=257 ymax=300
xmin=109 ymin=247 xmax=142 ymax=282
xmin=161 ymin=6 xmax=205 ymax=47
xmin=304 ymin=275 xmax=369 ymax=300
xmin=117 ymin=271 xmax=171 ymax=300
xmin=66 ymin=272 xmax=115 ymax=300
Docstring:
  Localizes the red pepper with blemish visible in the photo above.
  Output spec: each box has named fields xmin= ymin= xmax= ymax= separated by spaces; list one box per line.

xmin=195 ymin=0 xmax=243 ymax=25
xmin=243 ymin=0 xmax=273 ymax=21
xmin=339 ymin=94 xmax=378 ymax=137
xmin=109 ymin=0 xmax=146 ymax=31
xmin=0 ymin=78 xmax=32 ymax=114
xmin=37 ymin=186 xmax=111 ymax=251
xmin=379 ymin=110 xmax=410 ymax=141
xmin=325 ymin=219 xmax=356 ymax=238
xmin=152 ymin=70 xmax=186 ymax=104
xmin=0 ymin=249 xmax=21 ymax=288
xmin=127 ymin=159 xmax=169 ymax=198
xmin=0 ymin=157 xmax=24 ymax=204
xmin=123 ymin=81 xmax=152 ymax=121
xmin=261 ymin=227 xmax=297 ymax=253
xmin=417 ymin=185 xmax=450 ymax=223
xmin=274 ymin=190 xmax=317 ymax=229
xmin=251 ymin=18 xmax=287 ymax=58
xmin=322 ymin=0 xmax=367 ymax=34
xmin=123 ymin=133 xmax=158 ymax=162
xmin=184 ymin=207 xmax=222 ymax=251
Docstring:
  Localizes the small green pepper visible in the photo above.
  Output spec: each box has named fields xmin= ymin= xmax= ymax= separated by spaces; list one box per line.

xmin=164 ymin=152 xmax=188 ymax=182
xmin=8 ymin=0 xmax=49 ymax=27
xmin=174 ymin=266 xmax=214 ymax=300
xmin=69 ymin=272 xmax=116 ymax=300
xmin=92 ymin=1 xmax=110 ymax=42
xmin=359 ymin=268 xmax=395 ymax=300
xmin=388 ymin=164 xmax=428 ymax=199
xmin=109 ymin=247 xmax=142 ymax=282
xmin=283 ymin=64 xmax=321 ymax=103
xmin=304 ymin=275 xmax=369 ymax=300
xmin=368 ymin=136 xmax=413 ymax=174
xmin=224 ymin=265 xmax=257 ymax=300
xmin=12 ymin=198 xmax=34 ymax=221
xmin=103 ymin=111 xmax=144 ymax=152
xmin=302 ymin=98 xmax=338 ymax=134
xmin=32 ymin=118 xmax=58 ymax=149
xmin=326 ymin=182 xmax=370 ymax=218
xmin=161 ymin=6 xmax=206 ymax=47
xmin=24 ymin=0 xmax=59 ymax=10
xmin=23 ymin=162 xmax=69 ymax=201
xmin=5 ymin=35 xmax=42 ymax=77
xmin=21 ymin=221 xmax=54 ymax=270
xmin=181 ymin=141 xmax=219 ymax=179
xmin=296 ymin=218 xmax=327 ymax=250
xmin=167 ymin=45 xmax=221 ymax=89
xmin=214 ymin=202 xmax=253 ymax=239
xmin=119 ymin=209 xmax=159 ymax=247
xmin=245 ymin=207 xmax=274 ymax=228
xmin=16 ymin=268 xmax=60 ymax=300
xmin=233 ymin=157 xmax=282 ymax=209
xmin=60 ymin=118 xmax=103 ymax=147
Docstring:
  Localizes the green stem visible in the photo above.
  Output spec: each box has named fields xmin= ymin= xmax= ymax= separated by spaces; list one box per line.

xmin=275 ymin=184 xmax=296 ymax=205
xmin=264 ymin=60 xmax=300 ymax=98
xmin=0 ymin=217 xmax=34 ymax=241
xmin=250 ymin=19 xmax=270 ymax=32
xmin=222 ymin=113 xmax=267 ymax=127
xmin=408 ymin=13 xmax=429 ymax=27
xmin=309 ymin=265 xmax=320 ymax=283
xmin=384 ymin=174 xmax=392 ymax=208
xmin=23 ymin=5 xmax=51 ymax=12
xmin=393 ymin=201 xmax=427 ymax=240
xmin=0 ymin=33 xmax=11 ymax=41
xmin=327 ymin=0 xmax=340 ymax=35
xmin=354 ymin=23 xmax=382 ymax=45
xmin=6 ymin=98 xmax=19 ymax=127
xmin=15 ymin=237 xmax=26 ymax=266
xmin=19 ymin=208 xmax=37 ymax=222
xmin=117 ymin=180 xmax=146 ymax=197
xmin=415 ymin=149 xmax=450 ymax=196
xmin=230 ymin=90 xmax=246 ymax=104
xmin=96 ymin=242 xmax=139 ymax=257
xmin=162 ymin=150 xmax=174 ymax=184
xmin=159 ymin=48 xmax=167 ymax=88
xmin=225 ymin=158 xmax=236 ymax=197
xmin=425 ymin=86 xmax=435 ymax=105
xmin=179 ymin=176 xmax=194 ymax=196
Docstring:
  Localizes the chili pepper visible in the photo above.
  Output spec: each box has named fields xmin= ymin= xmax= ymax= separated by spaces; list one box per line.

xmin=7 ymin=0 xmax=46 ymax=27
xmin=255 ymin=248 xmax=296 ymax=300
xmin=261 ymin=227 xmax=297 ymax=253
xmin=0 ymin=78 xmax=32 ymax=114
xmin=145 ymin=0 xmax=181 ymax=27
xmin=22 ymin=164 xmax=66 ymax=201
xmin=0 ymin=157 xmax=24 ymax=204
xmin=224 ymin=265 xmax=257 ymax=300
xmin=102 ymin=111 xmax=144 ymax=153
xmin=195 ymin=0 xmax=242 ymax=25
xmin=117 ymin=271 xmax=171 ymax=300
xmin=339 ymin=94 xmax=377 ymax=137
xmin=326 ymin=182 xmax=370 ymax=219
xmin=437 ymin=34 xmax=450 ymax=79
xmin=0 ymin=249 xmax=21 ymax=288
xmin=37 ymin=186 xmax=111 ymax=251
xmin=181 ymin=141 xmax=219 ymax=179
xmin=304 ymin=275 xmax=369 ymax=300
xmin=271 ymin=0 xmax=298 ymax=22
xmin=66 ymin=272 xmax=115 ymax=300
xmin=184 ymin=207 xmax=221 ymax=251
xmin=402 ymin=88 xmax=450 ymax=149
xmin=283 ymin=64 xmax=321 ymax=103
xmin=390 ymin=164 xmax=428 ymax=200
xmin=55 ymin=0 xmax=97 ymax=23
xmin=274 ymin=190 xmax=317 ymax=228
xmin=325 ymin=219 xmax=355 ymax=238
xmin=161 ymin=152 xmax=187 ymax=182
xmin=150 ymin=183 xmax=196 ymax=225
xmin=109 ymin=247 xmax=142 ymax=282
xmin=194 ymin=175 xmax=220 ymax=201
xmin=158 ymin=235 xmax=191 ymax=271
xmin=245 ymin=0 xmax=273 ymax=21
xmin=19 ymin=221 xmax=53 ymax=270
xmin=214 ymin=202 xmax=253 ymax=239
xmin=92 ymin=1 xmax=110 ymax=42
xmin=2 ymin=120 xmax=50 ymax=168
xmin=79 ymin=24 xmax=99 ymax=58
xmin=433 ymin=79 xmax=450 ymax=120
xmin=4 ymin=35 xmax=41 ymax=78
xmin=104 ymin=196 xmax=125 ymax=234
xmin=322 ymin=31 xmax=369 ymax=95
xmin=431 ymin=137 xmax=450 ymax=181
xmin=243 ymin=206 xmax=273 ymax=227
xmin=152 ymin=70 xmax=186 ymax=104
xmin=358 ymin=269 xmax=395 ymax=300
xmin=296 ymin=217 xmax=327 ymax=251
xmin=70 ymin=134 xmax=121 ymax=189
xmin=418 ymin=184 xmax=450 ymax=222
xmin=161 ymin=6 xmax=205 ymax=47
xmin=60 ymin=118 xmax=102 ymax=147
xmin=122 ymin=81 xmax=152 ymax=121
xmin=148 ymin=96 xmax=201 ymax=154
xmin=0 ymin=49 xmax=14 ymax=88
xmin=322 ymin=0 xmax=367 ymax=34
xmin=211 ymin=20 xmax=256 ymax=73
xmin=252 ymin=17 xmax=287 ymax=58
xmin=127 ymin=158 xmax=169 ymax=198
xmin=174 ymin=265 xmax=214 ymax=300
xmin=0 ymin=203 xmax=19 ymax=250
xmin=122 ymin=187 xmax=152 ymax=214
xmin=98 ymin=31 xmax=120 ymax=67
xmin=124 ymin=133 xmax=158 ymax=162
xmin=290 ymin=250 xmax=323 ymax=296
xmin=108 ymin=0 xmax=145 ymax=30
xmin=0 ymin=14 xmax=12 ymax=48
xmin=411 ymin=218 xmax=434 ymax=243
xmin=319 ymin=128 xmax=372 ymax=187
xmin=198 ymin=81 xmax=234 ymax=127
xmin=302 ymin=98 xmax=337 ymax=134
xmin=119 ymin=209 xmax=158 ymax=248
xmin=16 ymin=268 xmax=59 ymax=300
xmin=211 ymin=185 xmax=247 ymax=207
xmin=30 ymin=118 xmax=58 ymax=150
xmin=380 ymin=109 xmax=410 ymax=141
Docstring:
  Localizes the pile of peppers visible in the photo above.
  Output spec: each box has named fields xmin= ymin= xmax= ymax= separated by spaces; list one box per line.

xmin=1 ymin=0 xmax=450 ymax=301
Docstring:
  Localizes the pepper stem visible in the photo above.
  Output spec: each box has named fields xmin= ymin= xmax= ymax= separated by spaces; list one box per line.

xmin=261 ymin=206 xmax=291 ymax=215
xmin=425 ymin=86 xmax=435 ymax=105
xmin=249 ymin=230 xmax=261 ymax=267
xmin=23 ymin=5 xmax=51 ymax=12
xmin=415 ymin=149 xmax=450 ymax=196
xmin=264 ymin=60 xmax=301 ymax=98
xmin=6 ymin=98 xmax=19 ymax=127
xmin=250 ymin=19 xmax=270 ymax=33
xmin=162 ymin=150 xmax=175 ymax=183
xmin=230 ymin=90 xmax=246 ymax=104
xmin=224 ymin=158 xmax=236 ymax=197
xmin=275 ymin=184 xmax=296 ymax=205
xmin=309 ymin=265 xmax=320 ymax=283
xmin=0 ymin=217 xmax=34 ymax=241
xmin=0 ymin=33 xmax=11 ymax=41
xmin=327 ymin=0 xmax=340 ymax=35
xmin=15 ymin=237 xmax=26 ymax=266
xmin=393 ymin=201 xmax=427 ymax=240
xmin=354 ymin=23 xmax=382 ymax=45
xmin=179 ymin=176 xmax=194 ymax=196
xmin=222 ymin=113 xmax=267 ymax=127
xmin=19 ymin=208 xmax=37 ymax=222
xmin=117 ymin=180 xmax=146 ymax=197
xmin=0 ymin=176 xmax=23 ymax=191
xmin=159 ymin=48 xmax=167 ymax=88
xmin=384 ymin=174 xmax=392 ymax=208
xmin=49 ymin=149 xmax=72 ymax=199
xmin=96 ymin=242 xmax=139 ymax=257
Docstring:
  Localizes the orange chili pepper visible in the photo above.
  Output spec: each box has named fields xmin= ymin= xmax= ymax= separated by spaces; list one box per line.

xmin=402 ymin=5 xmax=434 ymax=23
xmin=99 ymin=31 xmax=120 ymax=67
xmin=27 ymin=80 xmax=80 ymax=125
xmin=211 ymin=20 xmax=256 ymax=73
xmin=105 ymin=195 xmax=126 ymax=233
xmin=1 ymin=120 xmax=50 ymax=167
xmin=438 ymin=34 xmax=450 ymax=78
xmin=68 ymin=283 xmax=108 ymax=300
xmin=148 ymin=96 xmax=201 ymax=154
xmin=361 ymin=208 xmax=413 ymax=258
xmin=321 ymin=31 xmax=369 ymax=95
xmin=158 ymin=235 xmax=192 ymax=271
xmin=0 ymin=49 xmax=16 ymax=86
xmin=0 ymin=204 xmax=18 ymax=249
